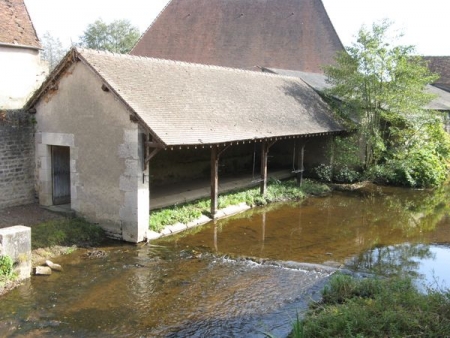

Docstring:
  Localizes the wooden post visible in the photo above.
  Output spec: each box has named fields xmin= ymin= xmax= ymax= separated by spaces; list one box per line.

xmin=260 ymin=141 xmax=268 ymax=195
xmin=210 ymin=146 xmax=219 ymax=217
xmin=296 ymin=142 xmax=306 ymax=186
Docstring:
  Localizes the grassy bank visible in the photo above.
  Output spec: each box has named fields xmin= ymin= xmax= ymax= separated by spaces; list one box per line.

xmin=149 ymin=178 xmax=330 ymax=232
xmin=289 ymin=273 xmax=450 ymax=338
xmin=30 ymin=217 xmax=106 ymax=267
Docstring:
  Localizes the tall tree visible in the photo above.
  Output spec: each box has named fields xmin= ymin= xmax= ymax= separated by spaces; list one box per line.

xmin=40 ymin=32 xmax=67 ymax=70
xmin=79 ymin=19 xmax=140 ymax=54
xmin=323 ymin=20 xmax=450 ymax=187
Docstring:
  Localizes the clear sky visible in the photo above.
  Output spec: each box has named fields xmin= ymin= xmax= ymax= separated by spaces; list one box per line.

xmin=24 ymin=0 xmax=450 ymax=56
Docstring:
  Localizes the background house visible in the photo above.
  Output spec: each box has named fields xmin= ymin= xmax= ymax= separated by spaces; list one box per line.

xmin=130 ymin=0 xmax=344 ymax=73
xmin=0 ymin=0 xmax=48 ymax=209
xmin=0 ymin=0 xmax=47 ymax=109
xmin=26 ymin=48 xmax=343 ymax=242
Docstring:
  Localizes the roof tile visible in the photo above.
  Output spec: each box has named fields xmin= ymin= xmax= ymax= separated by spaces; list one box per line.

xmin=131 ymin=0 xmax=343 ymax=74
xmin=0 ymin=0 xmax=40 ymax=48
xmin=70 ymin=49 xmax=344 ymax=146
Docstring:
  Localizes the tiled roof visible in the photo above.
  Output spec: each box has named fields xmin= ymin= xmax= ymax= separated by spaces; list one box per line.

xmin=267 ymin=68 xmax=450 ymax=111
xmin=130 ymin=0 xmax=344 ymax=74
xmin=424 ymin=56 xmax=450 ymax=92
xmin=28 ymin=48 xmax=344 ymax=147
xmin=424 ymin=85 xmax=450 ymax=111
xmin=0 ymin=0 xmax=40 ymax=48
xmin=265 ymin=68 xmax=331 ymax=91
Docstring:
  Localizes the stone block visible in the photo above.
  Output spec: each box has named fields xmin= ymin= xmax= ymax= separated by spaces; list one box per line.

xmin=0 ymin=226 xmax=31 ymax=280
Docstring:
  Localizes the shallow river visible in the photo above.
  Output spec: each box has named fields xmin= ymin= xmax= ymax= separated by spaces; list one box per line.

xmin=1 ymin=183 xmax=449 ymax=337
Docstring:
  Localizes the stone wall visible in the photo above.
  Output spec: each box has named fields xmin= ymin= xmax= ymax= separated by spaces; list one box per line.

xmin=0 ymin=110 xmax=36 ymax=209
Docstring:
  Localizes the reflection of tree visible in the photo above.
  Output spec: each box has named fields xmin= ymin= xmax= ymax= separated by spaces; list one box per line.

xmin=383 ymin=184 xmax=450 ymax=234
xmin=346 ymin=244 xmax=435 ymax=278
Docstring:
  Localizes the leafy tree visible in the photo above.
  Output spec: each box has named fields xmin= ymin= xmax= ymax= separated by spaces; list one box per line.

xmin=323 ymin=20 xmax=450 ymax=187
xmin=40 ymin=31 xmax=67 ymax=70
xmin=78 ymin=19 xmax=140 ymax=54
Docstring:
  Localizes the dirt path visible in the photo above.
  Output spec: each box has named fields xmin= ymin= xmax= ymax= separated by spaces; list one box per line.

xmin=0 ymin=203 xmax=65 ymax=229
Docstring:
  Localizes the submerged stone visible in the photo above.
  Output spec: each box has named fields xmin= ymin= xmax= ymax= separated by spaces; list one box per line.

xmin=35 ymin=266 xmax=52 ymax=275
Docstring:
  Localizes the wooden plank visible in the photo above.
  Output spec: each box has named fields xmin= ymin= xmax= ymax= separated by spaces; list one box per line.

xmin=210 ymin=146 xmax=219 ymax=217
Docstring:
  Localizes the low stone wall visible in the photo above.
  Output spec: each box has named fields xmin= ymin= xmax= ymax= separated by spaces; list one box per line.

xmin=0 ymin=225 xmax=31 ymax=280
xmin=0 ymin=110 xmax=36 ymax=209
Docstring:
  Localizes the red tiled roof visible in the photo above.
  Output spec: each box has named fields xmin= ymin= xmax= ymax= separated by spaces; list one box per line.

xmin=131 ymin=0 xmax=344 ymax=74
xmin=0 ymin=0 xmax=40 ymax=48
xmin=424 ymin=56 xmax=450 ymax=92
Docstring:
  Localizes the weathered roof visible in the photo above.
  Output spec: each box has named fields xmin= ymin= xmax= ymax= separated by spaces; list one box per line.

xmin=0 ymin=0 xmax=40 ymax=49
xmin=267 ymin=68 xmax=450 ymax=111
xmin=27 ymin=48 xmax=344 ymax=147
xmin=424 ymin=85 xmax=450 ymax=111
xmin=265 ymin=68 xmax=331 ymax=91
xmin=424 ymin=56 xmax=450 ymax=92
xmin=130 ymin=0 xmax=344 ymax=74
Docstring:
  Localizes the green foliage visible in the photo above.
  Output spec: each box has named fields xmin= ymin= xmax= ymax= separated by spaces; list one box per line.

xmin=40 ymin=31 xmax=67 ymax=70
xmin=0 ymin=255 xmax=14 ymax=278
xmin=295 ymin=273 xmax=450 ymax=337
xmin=31 ymin=218 xmax=105 ymax=249
xmin=79 ymin=19 xmax=140 ymax=53
xmin=149 ymin=179 xmax=330 ymax=232
xmin=324 ymin=20 xmax=449 ymax=188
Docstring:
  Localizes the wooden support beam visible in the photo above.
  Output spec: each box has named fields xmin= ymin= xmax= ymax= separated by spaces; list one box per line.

xmin=210 ymin=145 xmax=231 ymax=217
xmin=144 ymin=148 xmax=160 ymax=169
xmin=260 ymin=141 xmax=269 ymax=195
xmin=210 ymin=146 xmax=219 ymax=217
xmin=259 ymin=139 xmax=277 ymax=195
xmin=296 ymin=142 xmax=306 ymax=186
xmin=145 ymin=142 xmax=165 ymax=149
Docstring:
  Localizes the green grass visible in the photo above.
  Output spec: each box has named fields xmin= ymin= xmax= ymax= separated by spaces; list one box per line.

xmin=149 ymin=179 xmax=330 ymax=232
xmin=31 ymin=217 xmax=105 ymax=249
xmin=0 ymin=255 xmax=16 ymax=285
xmin=292 ymin=273 xmax=450 ymax=337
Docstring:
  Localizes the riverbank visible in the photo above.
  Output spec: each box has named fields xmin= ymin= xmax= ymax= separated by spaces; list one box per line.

xmin=290 ymin=273 xmax=450 ymax=337
xmin=0 ymin=215 xmax=105 ymax=297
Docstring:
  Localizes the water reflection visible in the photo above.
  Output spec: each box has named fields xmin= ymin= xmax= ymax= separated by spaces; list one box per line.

xmin=162 ymin=183 xmax=450 ymax=286
xmin=1 ymin=184 xmax=449 ymax=336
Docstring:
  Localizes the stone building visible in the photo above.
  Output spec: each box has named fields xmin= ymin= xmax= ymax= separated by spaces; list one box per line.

xmin=0 ymin=0 xmax=48 ymax=208
xmin=26 ymin=48 xmax=344 ymax=242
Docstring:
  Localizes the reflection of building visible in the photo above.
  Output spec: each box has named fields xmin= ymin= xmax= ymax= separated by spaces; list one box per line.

xmin=0 ymin=0 xmax=48 ymax=209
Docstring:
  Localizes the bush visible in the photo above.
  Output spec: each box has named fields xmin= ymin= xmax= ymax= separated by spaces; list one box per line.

xmin=333 ymin=165 xmax=361 ymax=183
xmin=382 ymin=148 xmax=448 ymax=188
xmin=315 ymin=164 xmax=332 ymax=182
xmin=0 ymin=255 xmax=14 ymax=278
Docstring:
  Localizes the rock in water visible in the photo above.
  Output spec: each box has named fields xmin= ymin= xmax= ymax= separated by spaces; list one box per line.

xmin=35 ymin=266 xmax=52 ymax=275
xmin=46 ymin=260 xmax=63 ymax=271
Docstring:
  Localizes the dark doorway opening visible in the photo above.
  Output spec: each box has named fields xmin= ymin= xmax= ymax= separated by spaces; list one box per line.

xmin=52 ymin=146 xmax=71 ymax=205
